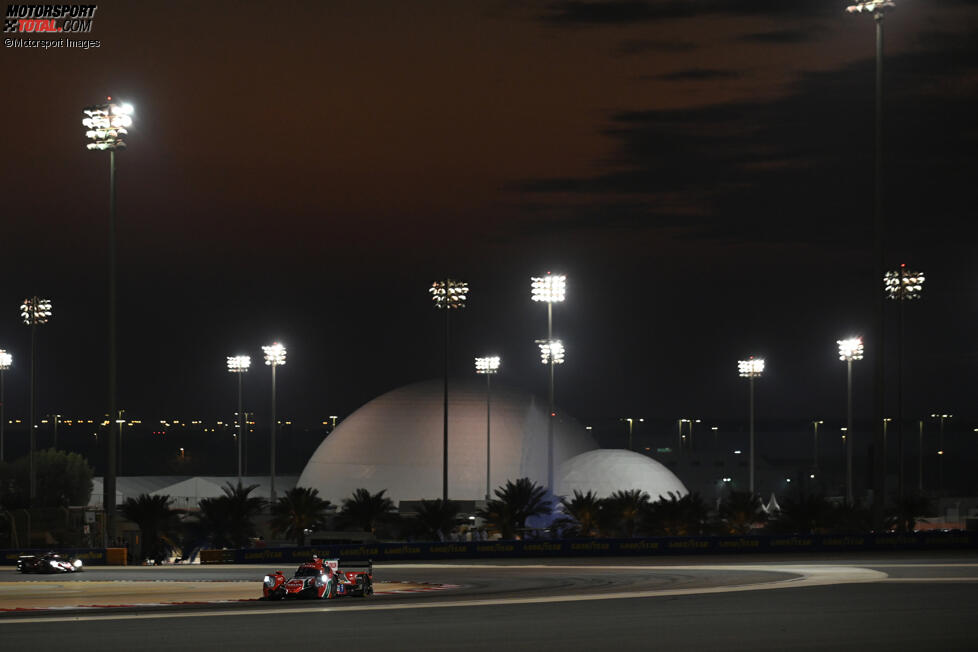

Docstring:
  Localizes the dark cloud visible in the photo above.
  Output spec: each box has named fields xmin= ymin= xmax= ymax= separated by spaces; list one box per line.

xmin=615 ymin=37 xmax=698 ymax=55
xmin=512 ymin=44 xmax=978 ymax=249
xmin=541 ymin=0 xmax=837 ymax=25
xmin=739 ymin=28 xmax=823 ymax=44
xmin=654 ymin=68 xmax=741 ymax=81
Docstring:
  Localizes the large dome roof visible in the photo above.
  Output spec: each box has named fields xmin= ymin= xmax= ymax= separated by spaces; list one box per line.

xmin=298 ymin=379 xmax=597 ymax=503
xmin=556 ymin=449 xmax=688 ymax=501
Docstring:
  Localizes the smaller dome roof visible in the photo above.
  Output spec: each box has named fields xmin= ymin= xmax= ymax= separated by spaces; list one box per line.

xmin=556 ymin=449 xmax=688 ymax=501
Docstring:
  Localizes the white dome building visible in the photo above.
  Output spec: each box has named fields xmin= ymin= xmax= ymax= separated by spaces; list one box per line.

xmin=556 ymin=449 xmax=688 ymax=501
xmin=298 ymin=379 xmax=597 ymax=503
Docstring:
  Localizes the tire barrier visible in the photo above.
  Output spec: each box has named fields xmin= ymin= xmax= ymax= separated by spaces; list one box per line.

xmin=198 ymin=531 xmax=978 ymax=564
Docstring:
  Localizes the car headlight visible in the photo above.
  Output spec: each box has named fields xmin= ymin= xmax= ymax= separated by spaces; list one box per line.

xmin=315 ymin=574 xmax=329 ymax=587
xmin=263 ymin=575 xmax=275 ymax=587
xmin=73 ymin=559 xmax=83 ymax=569
xmin=49 ymin=560 xmax=60 ymax=569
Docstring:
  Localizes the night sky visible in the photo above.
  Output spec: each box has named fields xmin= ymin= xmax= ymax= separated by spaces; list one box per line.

xmin=2 ymin=1 xmax=976 ymax=441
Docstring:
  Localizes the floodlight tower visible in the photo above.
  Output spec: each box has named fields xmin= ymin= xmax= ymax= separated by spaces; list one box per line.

xmin=885 ymin=264 xmax=924 ymax=499
xmin=227 ymin=355 xmax=251 ymax=481
xmin=430 ymin=279 xmax=468 ymax=500
xmin=622 ymin=417 xmax=644 ymax=451
xmin=737 ymin=356 xmax=764 ymax=494
xmin=262 ymin=343 xmax=286 ymax=501
xmin=84 ymin=97 xmax=134 ymax=538
xmin=846 ymin=0 xmax=894 ymax=528
xmin=531 ymin=272 xmax=566 ymax=491
xmin=475 ymin=356 xmax=500 ymax=500
xmin=838 ymin=337 xmax=864 ymax=504
xmin=0 ymin=349 xmax=11 ymax=462
xmin=21 ymin=297 xmax=52 ymax=502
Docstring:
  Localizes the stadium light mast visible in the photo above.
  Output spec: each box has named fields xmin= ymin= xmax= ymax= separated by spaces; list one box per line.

xmin=227 ymin=355 xmax=251 ymax=481
xmin=262 ymin=343 xmax=286 ymax=501
xmin=0 ymin=349 xmax=11 ymax=462
xmin=84 ymin=97 xmax=133 ymax=540
xmin=622 ymin=417 xmax=644 ymax=451
xmin=929 ymin=413 xmax=952 ymax=494
xmin=531 ymin=272 xmax=566 ymax=491
xmin=737 ymin=356 xmax=764 ymax=494
xmin=475 ymin=356 xmax=500 ymax=501
xmin=430 ymin=279 xmax=468 ymax=500
xmin=846 ymin=0 xmax=894 ymax=529
xmin=21 ymin=297 xmax=52 ymax=503
xmin=885 ymin=263 xmax=923 ymax=499
xmin=838 ymin=337 xmax=864 ymax=504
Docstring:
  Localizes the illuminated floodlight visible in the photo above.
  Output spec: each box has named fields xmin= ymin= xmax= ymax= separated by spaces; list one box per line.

xmin=837 ymin=337 xmax=864 ymax=361
xmin=531 ymin=273 xmax=566 ymax=303
xmin=475 ymin=356 xmax=500 ymax=374
xmin=845 ymin=0 xmax=895 ymax=13
xmin=429 ymin=279 xmax=468 ymax=309
xmin=262 ymin=342 xmax=287 ymax=366
xmin=0 ymin=350 xmax=11 ymax=370
xmin=884 ymin=265 xmax=924 ymax=301
xmin=227 ymin=355 xmax=251 ymax=373
xmin=536 ymin=339 xmax=565 ymax=365
xmin=20 ymin=297 xmax=53 ymax=325
xmin=83 ymin=99 xmax=134 ymax=151
xmin=737 ymin=357 xmax=764 ymax=378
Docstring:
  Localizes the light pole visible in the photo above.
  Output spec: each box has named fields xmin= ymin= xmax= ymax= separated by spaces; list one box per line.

xmin=885 ymin=264 xmax=924 ymax=500
xmin=535 ymin=337 xmax=566 ymax=483
xmin=227 ymin=355 xmax=251 ymax=482
xmin=531 ymin=272 xmax=566 ymax=491
xmin=838 ymin=337 xmax=864 ymax=504
xmin=737 ymin=356 xmax=764 ymax=494
xmin=21 ymin=297 xmax=52 ymax=503
xmin=475 ymin=356 xmax=500 ymax=501
xmin=84 ymin=97 xmax=133 ymax=539
xmin=812 ymin=420 xmax=824 ymax=470
xmin=847 ymin=0 xmax=894 ymax=528
xmin=0 ymin=349 xmax=10 ymax=463
xmin=930 ymin=413 xmax=952 ymax=494
xmin=622 ymin=417 xmax=644 ymax=451
xmin=262 ymin=343 xmax=286 ymax=501
xmin=430 ymin=279 xmax=468 ymax=501
xmin=917 ymin=418 xmax=924 ymax=491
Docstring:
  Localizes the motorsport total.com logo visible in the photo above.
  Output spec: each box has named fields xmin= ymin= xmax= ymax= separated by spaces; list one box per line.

xmin=4 ymin=4 xmax=97 ymax=33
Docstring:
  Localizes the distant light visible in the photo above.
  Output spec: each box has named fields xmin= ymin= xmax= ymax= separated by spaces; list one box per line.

xmin=430 ymin=279 xmax=468 ymax=309
xmin=536 ymin=339 xmax=565 ymax=365
xmin=475 ymin=356 xmax=501 ymax=374
xmin=845 ymin=1 xmax=895 ymax=13
xmin=837 ymin=337 xmax=864 ymax=361
xmin=227 ymin=355 xmax=252 ymax=373
xmin=884 ymin=266 xmax=924 ymax=301
xmin=20 ymin=297 xmax=53 ymax=325
xmin=786 ymin=478 xmax=791 ymax=483
xmin=810 ymin=474 xmax=816 ymax=479
xmin=733 ymin=450 xmax=742 ymax=455
xmin=263 ymin=342 xmax=287 ymax=366
xmin=737 ymin=357 xmax=764 ymax=378
xmin=0 ymin=350 xmax=11 ymax=370
xmin=530 ymin=273 xmax=566 ymax=303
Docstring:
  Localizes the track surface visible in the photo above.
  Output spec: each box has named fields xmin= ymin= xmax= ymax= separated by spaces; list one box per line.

xmin=1 ymin=553 xmax=976 ymax=651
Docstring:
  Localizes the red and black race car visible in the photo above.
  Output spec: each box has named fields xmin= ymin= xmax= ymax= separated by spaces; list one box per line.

xmin=17 ymin=551 xmax=84 ymax=573
xmin=262 ymin=557 xmax=373 ymax=600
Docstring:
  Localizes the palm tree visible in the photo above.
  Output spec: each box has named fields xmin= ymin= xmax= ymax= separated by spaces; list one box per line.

xmin=772 ymin=493 xmax=830 ymax=535
xmin=338 ymin=488 xmax=395 ymax=533
xmin=414 ymin=498 xmax=460 ymax=541
xmin=718 ymin=490 xmax=767 ymax=534
xmin=556 ymin=490 xmax=604 ymax=538
xmin=196 ymin=481 xmax=265 ymax=548
xmin=644 ymin=491 xmax=708 ymax=536
xmin=605 ymin=489 xmax=650 ymax=538
xmin=478 ymin=478 xmax=550 ymax=539
xmin=887 ymin=492 xmax=933 ymax=533
xmin=270 ymin=486 xmax=332 ymax=545
xmin=120 ymin=494 xmax=181 ymax=563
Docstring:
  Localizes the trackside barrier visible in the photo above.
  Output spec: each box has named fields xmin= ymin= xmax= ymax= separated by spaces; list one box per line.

xmin=0 ymin=548 xmax=125 ymax=566
xmin=200 ymin=531 xmax=978 ymax=564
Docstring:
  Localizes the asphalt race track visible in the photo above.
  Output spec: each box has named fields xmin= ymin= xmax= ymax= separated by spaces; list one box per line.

xmin=1 ymin=554 xmax=976 ymax=651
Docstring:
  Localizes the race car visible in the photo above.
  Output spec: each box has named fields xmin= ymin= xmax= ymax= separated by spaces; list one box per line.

xmin=17 ymin=552 xmax=84 ymax=573
xmin=262 ymin=557 xmax=373 ymax=600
